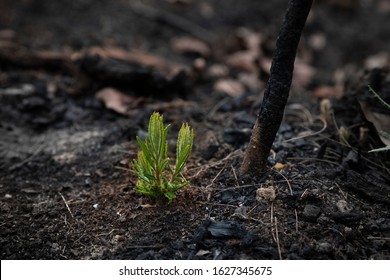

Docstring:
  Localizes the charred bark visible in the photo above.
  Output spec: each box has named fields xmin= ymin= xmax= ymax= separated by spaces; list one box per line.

xmin=241 ymin=0 xmax=313 ymax=175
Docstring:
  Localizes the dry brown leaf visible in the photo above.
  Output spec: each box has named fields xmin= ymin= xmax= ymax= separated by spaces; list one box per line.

xmin=359 ymin=100 xmax=390 ymax=146
xmin=259 ymin=57 xmax=272 ymax=74
xmin=237 ymin=72 xmax=264 ymax=93
xmin=292 ymin=59 xmax=316 ymax=89
xmin=207 ymin=64 xmax=229 ymax=78
xmin=313 ymin=85 xmax=343 ymax=99
xmin=170 ymin=37 xmax=211 ymax=57
xmin=0 ymin=29 xmax=17 ymax=41
xmin=84 ymin=46 xmax=186 ymax=78
xmin=364 ymin=52 xmax=390 ymax=69
xmin=226 ymin=51 xmax=258 ymax=73
xmin=224 ymin=28 xmax=263 ymax=73
xmin=235 ymin=28 xmax=263 ymax=54
xmin=214 ymin=78 xmax=245 ymax=97
xmin=95 ymin=87 xmax=142 ymax=116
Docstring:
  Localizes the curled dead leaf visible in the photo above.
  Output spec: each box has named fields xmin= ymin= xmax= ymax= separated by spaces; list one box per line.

xmin=170 ymin=37 xmax=211 ymax=57
xmin=359 ymin=100 xmax=390 ymax=146
xmin=214 ymin=78 xmax=245 ymax=97
xmin=226 ymin=51 xmax=259 ymax=73
xmin=313 ymin=85 xmax=343 ymax=99
xmin=95 ymin=87 xmax=144 ymax=116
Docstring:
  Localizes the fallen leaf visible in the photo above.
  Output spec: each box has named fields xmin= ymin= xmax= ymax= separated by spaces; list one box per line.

xmin=364 ymin=52 xmax=389 ymax=69
xmin=274 ymin=163 xmax=285 ymax=169
xmin=313 ymin=85 xmax=343 ymax=99
xmin=238 ymin=72 xmax=264 ymax=93
xmin=95 ymin=87 xmax=143 ymax=116
xmin=207 ymin=64 xmax=229 ymax=78
xmin=85 ymin=46 xmax=186 ymax=78
xmin=226 ymin=51 xmax=259 ymax=73
xmin=359 ymin=100 xmax=390 ymax=146
xmin=170 ymin=37 xmax=211 ymax=57
xmin=292 ymin=58 xmax=316 ymax=89
xmin=225 ymin=28 xmax=264 ymax=73
xmin=214 ymin=78 xmax=245 ymax=96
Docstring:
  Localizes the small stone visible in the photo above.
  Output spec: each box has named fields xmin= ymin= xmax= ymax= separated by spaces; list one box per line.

xmin=207 ymin=220 xmax=245 ymax=239
xmin=303 ymin=204 xmax=321 ymax=221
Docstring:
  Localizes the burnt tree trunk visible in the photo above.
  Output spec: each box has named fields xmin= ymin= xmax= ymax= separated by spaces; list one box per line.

xmin=241 ymin=0 xmax=313 ymax=175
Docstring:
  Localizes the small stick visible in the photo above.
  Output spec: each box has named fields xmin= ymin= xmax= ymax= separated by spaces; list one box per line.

xmin=274 ymin=217 xmax=282 ymax=260
xmin=270 ymin=202 xmax=276 ymax=242
xmin=367 ymin=236 xmax=390 ymax=241
xmin=294 ymin=209 xmax=299 ymax=233
xmin=231 ymin=164 xmax=239 ymax=187
xmin=205 ymin=167 xmax=225 ymax=202
xmin=284 ymin=117 xmax=327 ymax=143
xmin=276 ymin=169 xmax=293 ymax=195
xmin=59 ymin=192 xmax=74 ymax=219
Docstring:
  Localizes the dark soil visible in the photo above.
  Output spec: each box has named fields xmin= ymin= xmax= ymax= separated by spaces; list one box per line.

xmin=1 ymin=0 xmax=390 ymax=260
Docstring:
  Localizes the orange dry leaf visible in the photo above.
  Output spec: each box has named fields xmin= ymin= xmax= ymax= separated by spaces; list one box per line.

xmin=95 ymin=87 xmax=143 ymax=116
xmin=170 ymin=37 xmax=211 ymax=57
xmin=84 ymin=46 xmax=186 ymax=78
xmin=274 ymin=163 xmax=285 ymax=169
xmin=214 ymin=78 xmax=245 ymax=97
xmin=359 ymin=100 xmax=390 ymax=146
xmin=313 ymin=85 xmax=344 ymax=99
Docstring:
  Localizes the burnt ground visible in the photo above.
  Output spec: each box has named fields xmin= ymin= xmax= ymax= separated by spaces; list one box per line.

xmin=1 ymin=0 xmax=390 ymax=260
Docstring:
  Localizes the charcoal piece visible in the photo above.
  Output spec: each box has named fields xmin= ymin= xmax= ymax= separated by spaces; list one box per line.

xmin=303 ymin=204 xmax=321 ymax=221
xmin=190 ymin=220 xmax=212 ymax=243
xmin=329 ymin=212 xmax=364 ymax=224
xmin=207 ymin=220 xmax=245 ymax=239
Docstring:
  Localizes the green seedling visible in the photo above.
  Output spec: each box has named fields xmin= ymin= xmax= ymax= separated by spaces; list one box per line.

xmin=132 ymin=112 xmax=194 ymax=202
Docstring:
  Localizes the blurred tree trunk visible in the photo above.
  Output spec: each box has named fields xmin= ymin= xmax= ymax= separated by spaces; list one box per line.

xmin=241 ymin=0 xmax=313 ymax=175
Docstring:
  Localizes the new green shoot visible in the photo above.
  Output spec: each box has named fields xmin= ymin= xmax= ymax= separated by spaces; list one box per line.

xmin=132 ymin=112 xmax=194 ymax=202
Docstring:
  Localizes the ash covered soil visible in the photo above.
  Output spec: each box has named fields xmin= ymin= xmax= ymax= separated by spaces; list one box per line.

xmin=1 ymin=0 xmax=390 ymax=260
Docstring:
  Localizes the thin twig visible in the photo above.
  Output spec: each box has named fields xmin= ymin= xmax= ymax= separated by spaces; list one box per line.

xmin=231 ymin=164 xmax=240 ymax=187
xmin=286 ymin=103 xmax=314 ymax=124
xmin=187 ymin=149 xmax=242 ymax=179
xmin=207 ymin=97 xmax=230 ymax=117
xmin=9 ymin=134 xmax=46 ymax=171
xmin=368 ymin=85 xmax=390 ymax=109
xmin=270 ymin=202 xmax=276 ymax=242
xmin=275 ymin=169 xmax=293 ymax=195
xmin=284 ymin=117 xmax=327 ymax=143
xmin=97 ymin=229 xmax=117 ymax=237
xmin=59 ymin=192 xmax=74 ymax=219
xmin=367 ymin=236 xmax=390 ymax=241
xmin=274 ymin=217 xmax=282 ymax=260
xmin=294 ymin=209 xmax=299 ymax=233
xmin=205 ymin=167 xmax=225 ymax=202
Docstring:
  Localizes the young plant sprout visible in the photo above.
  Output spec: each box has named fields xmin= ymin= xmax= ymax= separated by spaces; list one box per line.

xmin=132 ymin=112 xmax=194 ymax=202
